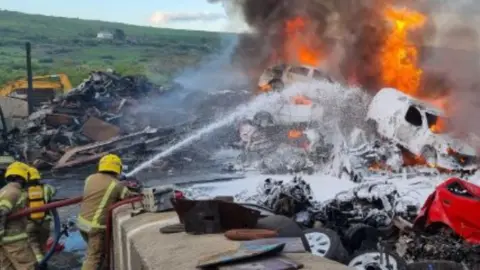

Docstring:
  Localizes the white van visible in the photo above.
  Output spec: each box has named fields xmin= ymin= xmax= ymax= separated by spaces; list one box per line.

xmin=257 ymin=64 xmax=333 ymax=91
xmin=366 ymin=88 xmax=477 ymax=171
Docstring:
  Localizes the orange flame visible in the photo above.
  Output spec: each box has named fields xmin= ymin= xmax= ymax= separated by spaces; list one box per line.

xmin=402 ymin=150 xmax=426 ymax=166
xmin=291 ymin=95 xmax=312 ymax=105
xmin=258 ymin=84 xmax=272 ymax=93
xmin=380 ymin=7 xmax=426 ymax=96
xmin=369 ymin=161 xmax=386 ymax=171
xmin=430 ymin=117 xmax=448 ymax=133
xmin=288 ymin=129 xmax=303 ymax=139
xmin=284 ymin=17 xmax=323 ymax=66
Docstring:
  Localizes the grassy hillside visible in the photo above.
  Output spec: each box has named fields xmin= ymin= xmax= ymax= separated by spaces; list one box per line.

xmin=0 ymin=10 xmax=228 ymax=86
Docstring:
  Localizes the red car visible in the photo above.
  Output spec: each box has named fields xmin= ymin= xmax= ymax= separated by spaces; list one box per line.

xmin=414 ymin=177 xmax=480 ymax=244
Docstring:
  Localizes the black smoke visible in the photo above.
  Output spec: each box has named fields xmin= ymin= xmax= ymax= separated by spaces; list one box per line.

xmin=207 ymin=0 xmax=480 ymax=138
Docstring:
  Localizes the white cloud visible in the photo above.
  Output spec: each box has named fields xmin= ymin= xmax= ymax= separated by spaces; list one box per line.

xmin=149 ymin=11 xmax=226 ymax=25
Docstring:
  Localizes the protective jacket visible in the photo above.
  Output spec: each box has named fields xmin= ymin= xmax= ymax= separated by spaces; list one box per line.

xmin=77 ymin=173 xmax=133 ymax=232
xmin=0 ymin=182 xmax=29 ymax=244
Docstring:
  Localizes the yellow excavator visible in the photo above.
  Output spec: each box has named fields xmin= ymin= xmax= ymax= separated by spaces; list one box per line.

xmin=0 ymin=74 xmax=73 ymax=108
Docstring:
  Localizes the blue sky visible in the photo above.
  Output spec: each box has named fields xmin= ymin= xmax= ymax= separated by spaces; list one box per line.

xmin=1 ymin=0 xmax=237 ymax=32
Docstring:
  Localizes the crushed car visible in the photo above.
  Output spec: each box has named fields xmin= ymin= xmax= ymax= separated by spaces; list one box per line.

xmin=413 ymin=177 xmax=480 ymax=243
xmin=257 ymin=63 xmax=334 ymax=92
xmin=366 ymin=88 xmax=477 ymax=173
xmin=233 ymin=118 xmax=332 ymax=174
xmin=249 ymin=178 xmax=411 ymax=265
xmin=346 ymin=177 xmax=480 ymax=269
xmin=247 ymin=176 xmax=480 ymax=269
xmin=253 ymin=64 xmax=332 ymax=126
xmin=339 ymin=128 xmax=404 ymax=182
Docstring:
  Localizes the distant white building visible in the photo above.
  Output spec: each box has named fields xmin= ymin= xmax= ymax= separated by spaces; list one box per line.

xmin=96 ymin=31 xmax=114 ymax=39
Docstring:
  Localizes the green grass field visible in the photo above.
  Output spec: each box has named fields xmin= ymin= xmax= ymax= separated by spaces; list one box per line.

xmin=0 ymin=10 xmax=228 ymax=86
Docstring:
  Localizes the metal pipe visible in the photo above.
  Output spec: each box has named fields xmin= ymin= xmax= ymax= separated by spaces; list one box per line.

xmin=25 ymin=42 xmax=34 ymax=115
xmin=105 ymin=196 xmax=143 ymax=270
xmin=7 ymin=196 xmax=83 ymax=220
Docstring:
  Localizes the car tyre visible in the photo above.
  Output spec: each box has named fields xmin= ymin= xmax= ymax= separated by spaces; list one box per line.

xmin=343 ymin=224 xmax=381 ymax=254
xmin=376 ymin=223 xmax=399 ymax=241
xmin=348 ymin=249 xmax=408 ymax=270
xmin=302 ymin=228 xmax=348 ymax=263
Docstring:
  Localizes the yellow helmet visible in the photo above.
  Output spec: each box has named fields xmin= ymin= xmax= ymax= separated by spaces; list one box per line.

xmin=98 ymin=154 xmax=122 ymax=175
xmin=28 ymin=166 xmax=41 ymax=181
xmin=5 ymin=161 xmax=30 ymax=181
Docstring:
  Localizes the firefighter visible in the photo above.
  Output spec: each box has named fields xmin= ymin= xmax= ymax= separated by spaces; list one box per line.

xmin=25 ymin=166 xmax=56 ymax=264
xmin=0 ymin=161 xmax=37 ymax=270
xmin=77 ymin=154 xmax=138 ymax=270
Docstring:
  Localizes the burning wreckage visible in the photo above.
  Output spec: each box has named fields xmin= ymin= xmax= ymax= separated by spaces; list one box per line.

xmin=0 ymin=70 xmax=193 ymax=173
xmin=225 ymin=0 xmax=480 ymax=179
xmin=233 ymin=80 xmax=478 ymax=179
xmin=243 ymin=176 xmax=480 ymax=269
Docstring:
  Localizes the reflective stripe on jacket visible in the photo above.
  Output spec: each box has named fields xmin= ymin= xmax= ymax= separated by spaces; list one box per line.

xmin=0 ymin=233 xmax=28 ymax=244
xmin=77 ymin=173 xmax=131 ymax=232
xmin=44 ymin=184 xmax=56 ymax=201
xmin=42 ymin=184 xmax=56 ymax=221
xmin=0 ymin=183 xmax=29 ymax=244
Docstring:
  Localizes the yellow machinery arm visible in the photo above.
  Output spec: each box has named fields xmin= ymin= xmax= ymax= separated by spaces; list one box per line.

xmin=0 ymin=73 xmax=73 ymax=97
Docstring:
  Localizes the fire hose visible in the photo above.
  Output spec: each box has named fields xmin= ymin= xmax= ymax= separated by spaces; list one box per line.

xmin=6 ymin=195 xmax=143 ymax=270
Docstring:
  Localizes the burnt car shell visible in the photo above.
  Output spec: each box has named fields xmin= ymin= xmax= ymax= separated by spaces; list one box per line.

xmin=414 ymin=178 xmax=480 ymax=244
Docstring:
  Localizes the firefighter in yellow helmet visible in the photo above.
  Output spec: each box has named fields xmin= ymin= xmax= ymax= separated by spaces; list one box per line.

xmin=25 ymin=166 xmax=56 ymax=264
xmin=0 ymin=161 xmax=37 ymax=270
xmin=77 ymin=154 xmax=138 ymax=270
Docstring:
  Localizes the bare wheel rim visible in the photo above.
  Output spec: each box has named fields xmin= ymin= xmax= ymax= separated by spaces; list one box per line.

xmin=348 ymin=251 xmax=399 ymax=270
xmin=304 ymin=232 xmax=332 ymax=257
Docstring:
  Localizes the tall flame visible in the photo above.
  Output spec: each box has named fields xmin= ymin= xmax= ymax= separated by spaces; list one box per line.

xmin=284 ymin=17 xmax=323 ymax=66
xmin=380 ymin=7 xmax=426 ymax=96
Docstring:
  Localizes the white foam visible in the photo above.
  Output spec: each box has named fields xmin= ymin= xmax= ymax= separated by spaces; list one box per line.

xmin=126 ymin=90 xmax=284 ymax=176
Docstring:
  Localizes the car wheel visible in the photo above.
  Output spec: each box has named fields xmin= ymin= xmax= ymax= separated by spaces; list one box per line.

xmin=407 ymin=260 xmax=467 ymax=270
xmin=348 ymin=249 xmax=408 ymax=270
xmin=344 ymin=224 xmax=381 ymax=254
xmin=376 ymin=223 xmax=399 ymax=241
xmin=302 ymin=228 xmax=348 ymax=262
xmin=421 ymin=147 xmax=437 ymax=166
xmin=269 ymin=79 xmax=284 ymax=91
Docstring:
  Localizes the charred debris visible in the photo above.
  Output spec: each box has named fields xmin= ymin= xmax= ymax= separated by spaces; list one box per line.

xmin=1 ymin=69 xmax=198 ymax=173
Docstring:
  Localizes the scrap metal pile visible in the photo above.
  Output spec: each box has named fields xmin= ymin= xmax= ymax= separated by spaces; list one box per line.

xmin=234 ymin=85 xmax=478 ymax=181
xmin=245 ymin=177 xmax=480 ymax=269
xmin=9 ymin=71 xmax=180 ymax=171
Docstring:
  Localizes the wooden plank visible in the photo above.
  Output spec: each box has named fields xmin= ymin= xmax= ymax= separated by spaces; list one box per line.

xmin=81 ymin=116 xmax=121 ymax=141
